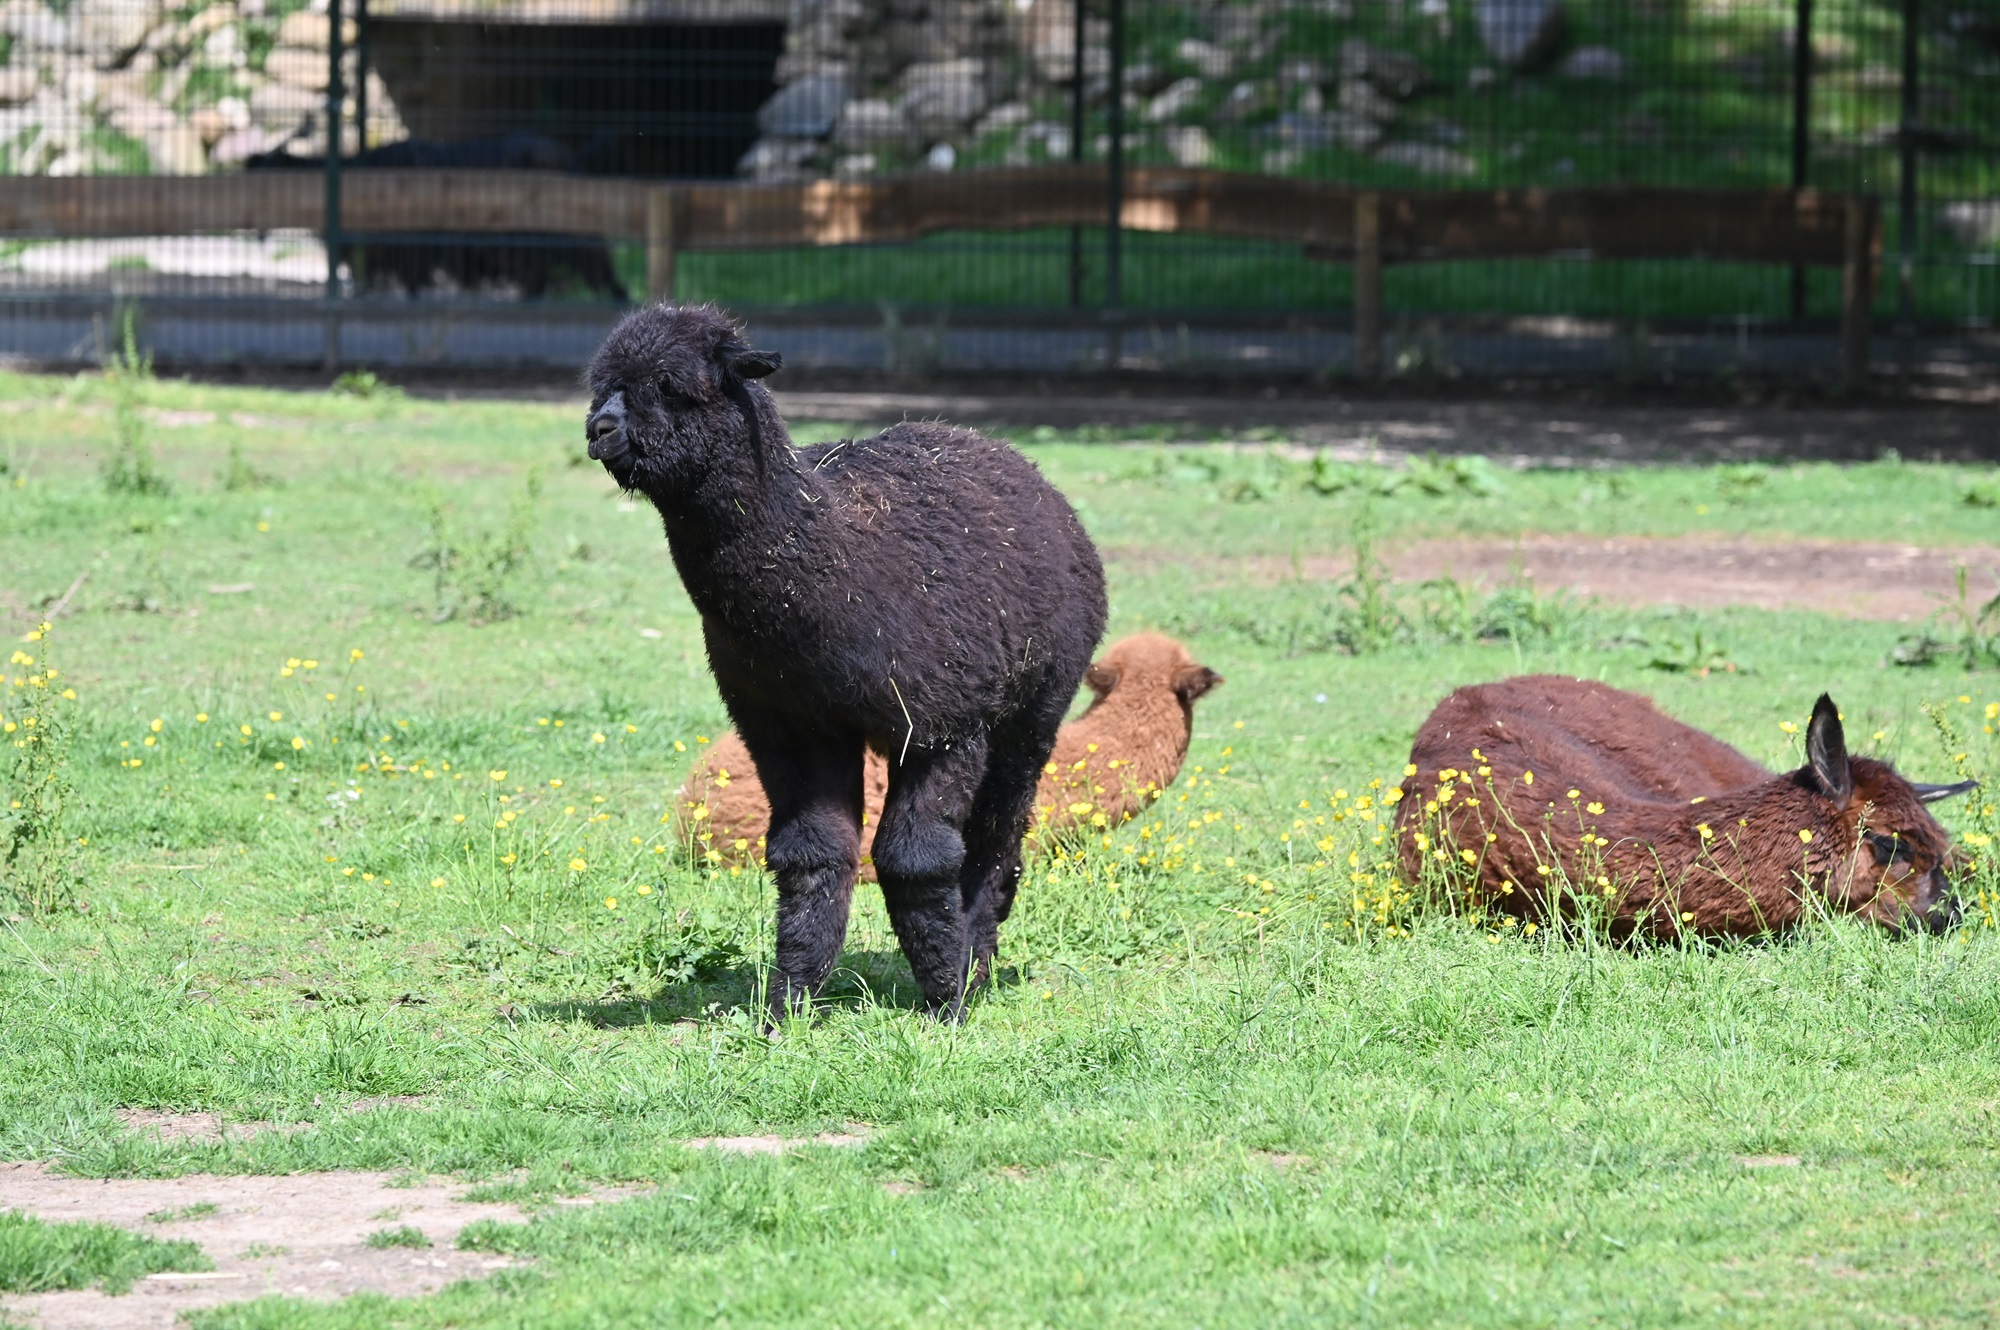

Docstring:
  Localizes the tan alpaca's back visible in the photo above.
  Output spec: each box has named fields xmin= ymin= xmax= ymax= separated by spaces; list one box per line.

xmin=677 ymin=633 xmax=1221 ymax=872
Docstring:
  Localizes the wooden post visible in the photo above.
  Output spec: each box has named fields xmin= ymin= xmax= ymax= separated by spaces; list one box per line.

xmin=1840 ymin=195 xmax=1873 ymax=390
xmin=646 ymin=187 xmax=677 ymax=303
xmin=1354 ymin=191 xmax=1382 ymax=380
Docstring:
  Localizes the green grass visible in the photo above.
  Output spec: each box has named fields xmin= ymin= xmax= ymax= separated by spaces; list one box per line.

xmin=1 ymin=369 xmax=1999 ymax=1327
xmin=0 ymin=1210 xmax=211 ymax=1294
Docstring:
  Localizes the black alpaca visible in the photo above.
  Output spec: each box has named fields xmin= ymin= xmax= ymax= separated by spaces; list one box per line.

xmin=586 ymin=305 xmax=1107 ymax=1018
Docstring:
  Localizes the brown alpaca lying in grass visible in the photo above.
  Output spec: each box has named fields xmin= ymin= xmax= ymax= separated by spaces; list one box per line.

xmin=1396 ymin=675 xmax=1976 ymax=936
xmin=680 ymin=634 xmax=1221 ymax=874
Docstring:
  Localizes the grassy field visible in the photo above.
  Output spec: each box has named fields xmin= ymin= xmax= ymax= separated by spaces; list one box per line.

xmin=2 ymin=368 xmax=2000 ymax=1327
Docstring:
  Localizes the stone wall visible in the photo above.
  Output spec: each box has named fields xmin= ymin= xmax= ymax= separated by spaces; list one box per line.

xmin=736 ymin=0 xmax=1599 ymax=180
xmin=0 ymin=0 xmax=405 ymax=175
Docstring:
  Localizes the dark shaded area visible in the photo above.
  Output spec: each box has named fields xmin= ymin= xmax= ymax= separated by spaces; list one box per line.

xmin=367 ymin=18 xmax=783 ymax=178
xmin=247 ymin=134 xmax=623 ymax=298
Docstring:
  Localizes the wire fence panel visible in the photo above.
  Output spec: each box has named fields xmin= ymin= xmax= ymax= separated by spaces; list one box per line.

xmin=0 ymin=0 xmax=1993 ymax=369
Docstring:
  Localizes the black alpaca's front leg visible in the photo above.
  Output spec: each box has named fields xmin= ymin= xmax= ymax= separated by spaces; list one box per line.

xmin=734 ymin=713 xmax=865 ymax=1020
xmin=872 ymin=737 xmax=989 ymax=1020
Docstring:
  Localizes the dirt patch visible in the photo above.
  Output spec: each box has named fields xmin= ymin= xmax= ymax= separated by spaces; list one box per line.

xmin=684 ymin=1125 xmax=871 ymax=1156
xmin=0 ymin=1163 xmax=571 ymax=1330
xmin=112 ymin=1110 xmax=305 ymax=1145
xmin=1738 ymin=1154 xmax=1804 ymax=1168
xmin=1392 ymin=536 xmax=2000 ymax=620
xmin=1131 ymin=536 xmax=2000 ymax=622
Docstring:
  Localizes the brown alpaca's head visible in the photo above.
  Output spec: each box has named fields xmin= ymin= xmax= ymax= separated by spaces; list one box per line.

xmin=583 ymin=303 xmax=783 ymax=495
xmin=1796 ymin=695 xmax=1976 ymax=933
xmin=1082 ymin=634 xmax=1222 ymax=716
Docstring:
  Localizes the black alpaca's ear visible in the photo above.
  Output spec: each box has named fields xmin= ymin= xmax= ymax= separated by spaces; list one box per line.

xmin=1174 ymin=664 xmax=1222 ymax=704
xmin=1084 ymin=662 xmax=1119 ymax=698
xmin=720 ymin=341 xmax=783 ymax=384
xmin=1805 ymin=694 xmax=1852 ymax=806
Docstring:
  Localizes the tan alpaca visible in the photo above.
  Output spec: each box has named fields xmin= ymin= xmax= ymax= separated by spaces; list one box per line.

xmin=676 ymin=634 xmax=1222 ymax=874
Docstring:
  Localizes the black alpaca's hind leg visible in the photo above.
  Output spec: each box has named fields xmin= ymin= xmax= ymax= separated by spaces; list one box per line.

xmin=872 ymin=735 xmax=989 ymax=1019
xmin=961 ymin=696 xmax=1070 ymax=982
xmin=733 ymin=712 xmax=865 ymax=1020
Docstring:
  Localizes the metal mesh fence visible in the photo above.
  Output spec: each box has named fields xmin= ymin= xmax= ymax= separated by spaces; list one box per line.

xmin=0 ymin=0 xmax=1994 ymax=370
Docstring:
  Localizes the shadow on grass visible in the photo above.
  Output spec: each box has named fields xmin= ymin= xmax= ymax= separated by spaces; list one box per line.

xmin=526 ymin=950 xmax=1026 ymax=1028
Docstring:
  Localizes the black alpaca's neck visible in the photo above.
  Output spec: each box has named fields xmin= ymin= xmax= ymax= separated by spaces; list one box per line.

xmin=646 ymin=385 xmax=813 ymax=602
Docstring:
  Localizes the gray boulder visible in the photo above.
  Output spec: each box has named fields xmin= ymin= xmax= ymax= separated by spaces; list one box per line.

xmin=1475 ymin=0 xmax=1566 ymax=70
xmin=1376 ymin=141 xmax=1477 ymax=177
xmin=1559 ymin=45 xmax=1624 ymax=79
xmin=757 ymin=71 xmax=852 ymax=139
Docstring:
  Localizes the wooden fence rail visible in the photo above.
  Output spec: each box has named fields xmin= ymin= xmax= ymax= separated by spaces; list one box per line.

xmin=0 ymin=166 xmax=1878 ymax=381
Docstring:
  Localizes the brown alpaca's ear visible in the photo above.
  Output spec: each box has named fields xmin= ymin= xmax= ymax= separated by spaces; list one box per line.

xmin=1174 ymin=664 xmax=1222 ymax=704
xmin=1084 ymin=663 xmax=1119 ymax=698
xmin=1806 ymin=693 xmax=1852 ymax=807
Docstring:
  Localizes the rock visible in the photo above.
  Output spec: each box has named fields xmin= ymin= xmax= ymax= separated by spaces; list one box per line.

xmin=1274 ymin=109 xmax=1380 ymax=153
xmin=191 ymin=105 xmax=228 ymax=145
xmin=1175 ymin=37 xmax=1234 ymax=80
xmin=1942 ymin=200 xmax=2000 ymax=248
xmin=1337 ymin=79 xmax=1398 ymax=123
xmin=1467 ymin=65 xmax=1497 ymax=90
xmin=247 ymin=79 xmax=316 ymax=132
xmin=275 ymin=9 xmax=354 ymax=49
xmin=897 ymin=57 xmax=989 ymax=137
xmin=1277 ymin=57 xmax=1324 ymax=90
xmin=78 ymin=0 xmax=166 ymax=68
xmin=145 ymin=120 xmax=205 ymax=173
xmin=1560 ymin=45 xmax=1624 ymax=79
xmin=1475 ymin=0 xmax=1566 ymax=70
xmin=1260 ymin=145 xmax=1302 ymax=173
xmin=1143 ymin=76 xmax=1202 ymax=123
xmin=1212 ymin=3 xmax=1274 ymax=47
xmin=737 ymin=136 xmax=818 ymax=179
xmin=264 ymin=46 xmax=328 ymax=91
xmin=1376 ymin=141 xmax=1477 ymax=177
xmin=2 ymin=0 xmax=76 ymax=53
xmin=924 ymin=140 xmax=955 ymax=171
xmin=209 ymin=123 xmax=286 ymax=165
xmin=831 ymin=96 xmax=910 ymax=150
xmin=0 ymin=65 xmax=38 ymax=106
xmin=756 ymin=70 xmax=850 ymax=138
xmin=1217 ymin=79 xmax=1274 ymax=122
xmin=1338 ymin=39 xmax=1432 ymax=98
xmin=973 ymin=100 xmax=1031 ymax=137
xmin=1163 ymin=124 xmax=1213 ymax=167
xmin=832 ymin=152 xmax=876 ymax=177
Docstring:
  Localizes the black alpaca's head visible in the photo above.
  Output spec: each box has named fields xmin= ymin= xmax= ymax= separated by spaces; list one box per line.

xmin=583 ymin=304 xmax=783 ymax=494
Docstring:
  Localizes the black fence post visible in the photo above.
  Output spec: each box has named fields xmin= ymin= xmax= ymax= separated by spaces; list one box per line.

xmin=355 ymin=0 xmax=370 ymax=155
xmin=1790 ymin=0 xmax=1812 ymax=321
xmin=1898 ymin=0 xmax=1920 ymax=376
xmin=1104 ymin=0 xmax=1124 ymax=368
xmin=323 ymin=0 xmax=345 ymax=373
xmin=1068 ymin=0 xmax=1086 ymax=307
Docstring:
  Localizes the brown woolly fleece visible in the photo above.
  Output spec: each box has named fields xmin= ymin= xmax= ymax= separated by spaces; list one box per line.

xmin=1396 ymin=674 xmax=1970 ymax=936
xmin=679 ymin=634 xmax=1222 ymax=874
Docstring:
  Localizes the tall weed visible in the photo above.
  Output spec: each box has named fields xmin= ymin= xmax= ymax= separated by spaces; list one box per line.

xmin=100 ymin=314 xmax=170 ymax=498
xmin=412 ymin=469 xmax=544 ymax=623
xmin=1 ymin=621 xmax=80 ymax=915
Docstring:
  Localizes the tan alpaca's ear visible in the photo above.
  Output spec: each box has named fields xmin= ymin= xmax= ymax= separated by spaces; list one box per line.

xmin=1084 ymin=663 xmax=1119 ymax=697
xmin=1174 ymin=664 xmax=1222 ymax=704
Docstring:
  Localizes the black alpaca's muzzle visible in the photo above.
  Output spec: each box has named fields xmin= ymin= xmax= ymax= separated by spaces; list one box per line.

xmin=586 ymin=391 xmax=630 ymax=469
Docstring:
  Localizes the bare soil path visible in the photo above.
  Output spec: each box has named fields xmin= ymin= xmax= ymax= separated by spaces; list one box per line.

xmin=1384 ymin=535 xmax=2000 ymax=620
xmin=0 ymin=1117 xmax=870 ymax=1329
xmin=1124 ymin=535 xmax=2000 ymax=621
xmin=0 ymin=1162 xmax=535 ymax=1330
